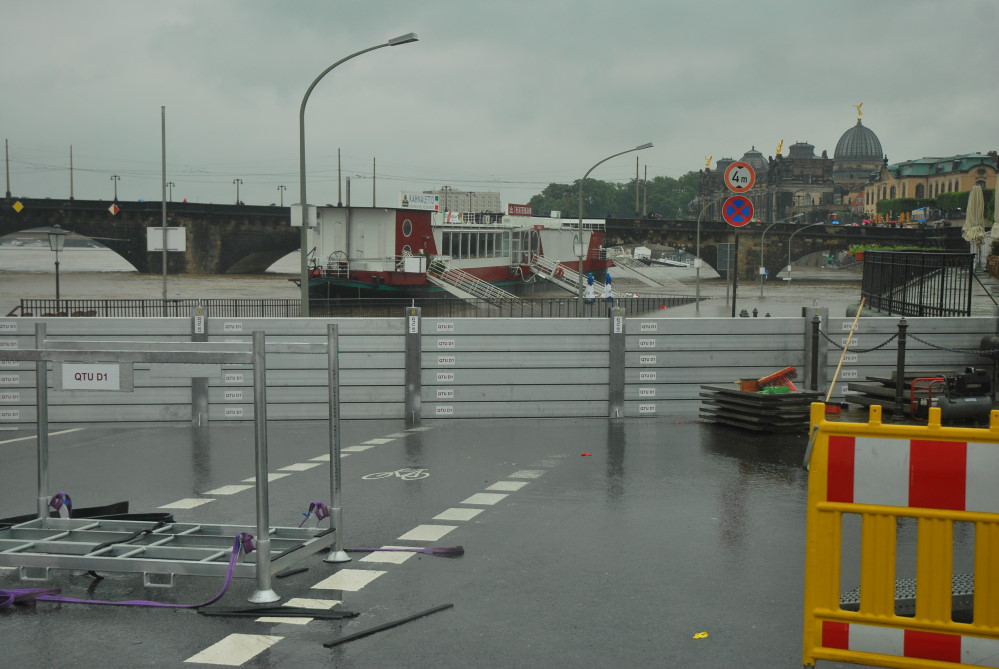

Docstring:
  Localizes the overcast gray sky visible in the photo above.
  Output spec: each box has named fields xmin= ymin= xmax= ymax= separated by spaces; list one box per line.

xmin=4 ymin=0 xmax=997 ymax=209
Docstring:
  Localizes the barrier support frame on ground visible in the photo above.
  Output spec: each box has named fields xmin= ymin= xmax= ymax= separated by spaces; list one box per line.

xmin=802 ymin=402 xmax=999 ymax=668
xmin=0 ymin=324 xmax=343 ymax=602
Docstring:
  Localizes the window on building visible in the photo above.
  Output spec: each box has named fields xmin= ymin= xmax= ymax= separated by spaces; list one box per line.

xmin=890 ymin=186 xmax=896 ymax=199
xmin=915 ymin=184 xmax=924 ymax=198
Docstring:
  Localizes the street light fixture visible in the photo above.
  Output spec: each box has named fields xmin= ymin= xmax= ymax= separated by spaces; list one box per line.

xmin=110 ymin=174 xmax=121 ymax=201
xmin=759 ymin=220 xmax=782 ymax=297
xmin=576 ymin=142 xmax=653 ymax=317
xmin=298 ymin=32 xmax=419 ymax=317
xmin=277 ymin=185 xmax=286 ymax=207
xmin=233 ymin=178 xmax=243 ymax=204
xmin=47 ymin=224 xmax=67 ymax=301
xmin=167 ymin=181 xmax=175 ymax=202
xmin=786 ymin=222 xmax=825 ymax=282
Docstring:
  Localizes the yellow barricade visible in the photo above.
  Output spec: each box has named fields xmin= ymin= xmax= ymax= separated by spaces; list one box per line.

xmin=803 ymin=403 xmax=999 ymax=668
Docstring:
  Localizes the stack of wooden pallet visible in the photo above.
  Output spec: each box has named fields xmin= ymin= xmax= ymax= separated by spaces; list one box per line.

xmin=699 ymin=384 xmax=823 ymax=432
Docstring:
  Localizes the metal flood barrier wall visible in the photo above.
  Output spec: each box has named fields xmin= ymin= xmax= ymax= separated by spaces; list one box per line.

xmin=802 ymin=403 xmax=999 ymax=668
xmin=0 ymin=311 xmax=996 ymax=425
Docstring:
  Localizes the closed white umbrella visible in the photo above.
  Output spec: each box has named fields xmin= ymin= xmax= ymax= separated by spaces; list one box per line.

xmin=963 ymin=185 xmax=986 ymax=268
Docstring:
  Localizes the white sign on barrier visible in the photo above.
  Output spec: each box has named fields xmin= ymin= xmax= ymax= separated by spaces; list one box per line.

xmin=0 ymin=391 xmax=19 ymax=402
xmin=58 ymin=363 xmax=131 ymax=392
xmin=0 ymin=374 xmax=18 ymax=385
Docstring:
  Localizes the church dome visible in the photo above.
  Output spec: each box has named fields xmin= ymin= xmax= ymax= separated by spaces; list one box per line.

xmin=834 ymin=119 xmax=883 ymax=162
xmin=739 ymin=146 xmax=768 ymax=175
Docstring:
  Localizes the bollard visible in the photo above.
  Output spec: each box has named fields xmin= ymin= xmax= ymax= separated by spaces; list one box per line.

xmin=892 ymin=318 xmax=908 ymax=422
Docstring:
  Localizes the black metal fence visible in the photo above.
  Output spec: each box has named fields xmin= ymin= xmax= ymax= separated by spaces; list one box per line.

xmin=860 ymin=251 xmax=974 ymax=317
xmin=12 ymin=295 xmax=698 ymax=318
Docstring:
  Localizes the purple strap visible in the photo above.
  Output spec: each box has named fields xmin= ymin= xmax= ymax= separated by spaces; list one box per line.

xmin=49 ymin=492 xmax=72 ymax=517
xmin=298 ymin=501 xmax=330 ymax=527
xmin=0 ymin=533 xmax=254 ymax=610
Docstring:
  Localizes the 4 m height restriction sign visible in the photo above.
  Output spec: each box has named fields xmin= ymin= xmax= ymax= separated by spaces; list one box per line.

xmin=723 ymin=161 xmax=756 ymax=193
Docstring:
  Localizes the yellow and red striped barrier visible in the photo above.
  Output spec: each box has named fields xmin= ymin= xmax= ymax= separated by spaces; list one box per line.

xmin=803 ymin=403 xmax=999 ymax=668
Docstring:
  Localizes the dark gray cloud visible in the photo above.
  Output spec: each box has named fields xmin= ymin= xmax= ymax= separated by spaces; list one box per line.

xmin=3 ymin=0 xmax=996 ymax=208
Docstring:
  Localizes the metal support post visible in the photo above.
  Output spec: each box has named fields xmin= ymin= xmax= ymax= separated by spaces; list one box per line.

xmin=404 ymin=306 xmax=422 ymax=424
xmin=810 ymin=314 xmax=820 ymax=391
xmin=190 ymin=306 xmax=208 ymax=427
xmin=892 ymin=318 xmax=908 ymax=422
xmin=325 ymin=323 xmax=350 ymax=563
xmin=608 ymin=307 xmax=625 ymax=418
xmin=34 ymin=323 xmax=49 ymax=524
xmin=249 ymin=330 xmax=279 ymax=603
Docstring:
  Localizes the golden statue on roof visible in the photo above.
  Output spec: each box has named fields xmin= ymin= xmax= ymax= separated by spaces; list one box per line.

xmin=705 ymin=155 xmax=712 ymax=169
xmin=775 ymin=140 xmax=783 ymax=156
xmin=856 ymin=102 xmax=863 ymax=120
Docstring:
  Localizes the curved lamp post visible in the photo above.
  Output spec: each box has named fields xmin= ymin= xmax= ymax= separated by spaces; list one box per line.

xmin=758 ymin=220 xmax=781 ymax=297
xmin=299 ymin=33 xmax=419 ymax=317
xmin=47 ymin=224 xmax=67 ymax=300
xmin=786 ymin=222 xmax=824 ymax=283
xmin=694 ymin=201 xmax=709 ymax=315
xmin=576 ymin=142 xmax=653 ymax=317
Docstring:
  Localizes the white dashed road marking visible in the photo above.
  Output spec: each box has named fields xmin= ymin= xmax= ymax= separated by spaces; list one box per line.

xmin=397 ymin=524 xmax=457 ymax=542
xmin=255 ymin=597 xmax=341 ymax=625
xmin=509 ymin=470 xmax=546 ymax=479
xmin=159 ymin=498 xmax=214 ymax=510
xmin=343 ymin=445 xmax=375 ymax=452
xmin=313 ymin=569 xmax=386 ymax=591
xmin=358 ymin=547 xmax=419 ymax=564
xmin=184 ymin=633 xmax=283 ymax=666
xmin=0 ymin=428 xmax=84 ymax=446
xmin=433 ymin=507 xmax=483 ymax=521
xmin=486 ymin=481 xmax=527 ymax=492
xmin=460 ymin=492 xmax=509 ymax=505
xmin=203 ymin=484 xmax=253 ymax=495
xmin=362 ymin=438 xmax=394 ymax=444
xmin=241 ymin=473 xmax=291 ymax=483
xmin=279 ymin=462 xmax=321 ymax=472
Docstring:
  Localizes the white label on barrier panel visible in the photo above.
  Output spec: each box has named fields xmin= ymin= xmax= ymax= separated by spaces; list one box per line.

xmin=223 ymin=390 xmax=243 ymax=401
xmin=438 ymin=356 xmax=455 ymax=366
xmin=843 ymin=353 xmax=858 ymax=363
xmin=0 ymin=374 xmax=18 ymax=385
xmin=224 ymin=373 xmax=244 ymax=384
xmin=436 ymin=406 xmax=454 ymax=416
xmin=841 ymin=385 xmax=850 ymax=394
xmin=638 ymin=338 xmax=656 ymax=349
xmin=639 ymin=371 xmax=657 ymax=381
xmin=408 ymin=316 xmax=419 ymax=333
xmin=841 ymin=337 xmax=858 ymax=346
xmin=639 ymin=403 xmax=656 ymax=414
xmin=0 ymin=391 xmax=19 ymax=402
xmin=437 ymin=339 xmax=455 ymax=349
xmin=194 ymin=315 xmax=205 ymax=334
xmin=436 ymin=389 xmax=454 ymax=399
xmin=224 ymin=407 xmax=244 ymax=417
xmin=640 ymin=322 xmax=657 ymax=331
xmin=223 ymin=322 xmax=243 ymax=333
xmin=0 ymin=338 xmax=17 ymax=349
xmin=0 ymin=408 xmax=19 ymax=420
xmin=839 ymin=369 xmax=858 ymax=379
xmin=61 ymin=363 xmax=121 ymax=391
xmin=639 ymin=387 xmax=656 ymax=397
xmin=436 ymin=322 xmax=454 ymax=332
xmin=0 ymin=361 xmax=18 ymax=368
xmin=0 ymin=321 xmax=16 ymax=332
xmin=437 ymin=372 xmax=455 ymax=382
xmin=613 ymin=316 xmax=623 ymax=334
xmin=639 ymin=355 xmax=656 ymax=365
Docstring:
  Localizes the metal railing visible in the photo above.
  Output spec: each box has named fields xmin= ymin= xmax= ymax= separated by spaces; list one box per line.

xmin=12 ymin=295 xmax=698 ymax=319
xmin=860 ymin=251 xmax=974 ymax=317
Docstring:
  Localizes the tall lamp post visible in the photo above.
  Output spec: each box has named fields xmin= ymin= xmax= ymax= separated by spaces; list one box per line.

xmin=759 ymin=220 xmax=781 ymax=297
xmin=47 ymin=224 xmax=67 ymax=301
xmin=786 ymin=222 xmax=824 ymax=282
xmin=577 ymin=142 xmax=653 ymax=317
xmin=233 ymin=178 xmax=243 ymax=204
xmin=298 ymin=32 xmax=419 ymax=317
xmin=277 ymin=185 xmax=286 ymax=206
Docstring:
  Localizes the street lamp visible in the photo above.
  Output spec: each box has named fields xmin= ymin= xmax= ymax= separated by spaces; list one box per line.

xmin=786 ymin=222 xmax=824 ymax=282
xmin=577 ymin=142 xmax=653 ymax=317
xmin=233 ymin=178 xmax=243 ymax=204
xmin=277 ymin=185 xmax=286 ymax=206
xmin=110 ymin=174 xmax=121 ymax=200
xmin=759 ymin=220 xmax=782 ymax=297
xmin=167 ymin=181 xmax=175 ymax=202
xmin=47 ymin=224 xmax=67 ymax=301
xmin=298 ymin=32 xmax=419 ymax=317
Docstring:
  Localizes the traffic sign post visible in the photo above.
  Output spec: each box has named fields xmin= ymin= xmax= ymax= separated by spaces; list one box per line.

xmin=722 ymin=195 xmax=754 ymax=227
xmin=723 ymin=161 xmax=756 ymax=193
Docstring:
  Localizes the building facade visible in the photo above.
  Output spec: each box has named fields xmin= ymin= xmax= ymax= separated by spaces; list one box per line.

xmin=863 ymin=153 xmax=998 ymax=216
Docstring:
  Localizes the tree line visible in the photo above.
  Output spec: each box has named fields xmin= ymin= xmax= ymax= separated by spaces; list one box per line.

xmin=527 ymin=171 xmax=699 ymax=220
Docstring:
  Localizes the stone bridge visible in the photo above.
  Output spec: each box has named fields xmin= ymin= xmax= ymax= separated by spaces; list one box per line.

xmin=604 ymin=218 xmax=969 ymax=280
xmin=0 ymin=197 xmax=298 ymax=274
xmin=0 ymin=197 xmax=970 ymax=279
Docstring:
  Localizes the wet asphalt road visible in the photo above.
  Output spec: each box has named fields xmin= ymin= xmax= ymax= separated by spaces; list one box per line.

xmin=0 ymin=416 xmax=875 ymax=668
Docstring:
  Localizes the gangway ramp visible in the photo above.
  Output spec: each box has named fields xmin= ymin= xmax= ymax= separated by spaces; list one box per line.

xmin=530 ymin=255 xmax=604 ymax=294
xmin=427 ymin=257 xmax=534 ymax=309
xmin=606 ymin=255 xmax=690 ymax=291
